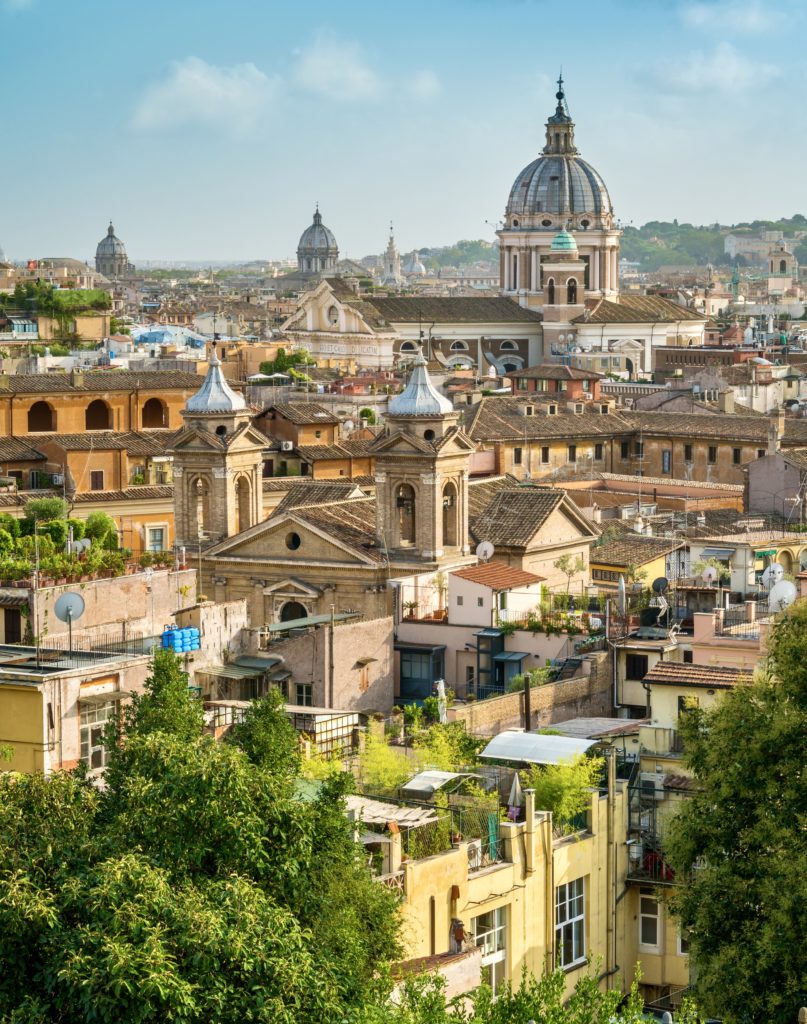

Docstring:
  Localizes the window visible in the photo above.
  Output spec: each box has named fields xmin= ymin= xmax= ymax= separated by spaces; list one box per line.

xmin=620 ymin=441 xmax=629 ymax=460
xmin=662 ymin=449 xmax=672 ymax=474
xmin=634 ymin=441 xmax=644 ymax=458
xmin=90 ymin=471 xmax=104 ymax=491
xmin=683 ymin=649 xmax=694 ymax=664
xmin=556 ymin=878 xmax=586 ymax=969
xmin=639 ymin=889 xmax=660 ymax=949
xmin=517 ymin=378 xmax=527 ymax=390
xmin=513 ymin=446 xmax=522 ymax=466
xmin=466 ymin=665 xmax=475 ymax=687
xmin=733 ymin=448 xmax=741 ymax=465
xmin=295 ymin=682 xmax=313 ymax=707
xmin=471 ymin=907 xmax=507 ymax=994
xmin=708 ymin=446 xmax=717 ymax=464
xmin=541 ymin=446 xmax=550 ymax=464
xmin=477 ymin=596 xmax=484 ymax=607
xmin=594 ymin=443 xmax=603 ymax=461
xmin=757 ymin=449 xmax=766 ymax=459
xmin=147 ymin=527 xmax=165 ymax=552
xmin=80 ymin=700 xmax=117 ymax=770
xmin=684 ymin=444 xmax=693 ymax=462
xmin=567 ymin=444 xmax=577 ymax=463
xmin=625 ymin=653 xmax=649 ymax=680
xmin=678 ymin=930 xmax=691 ymax=956
xmin=315 ymin=430 xmax=321 ymax=439
xmin=456 ymin=595 xmax=464 ymax=606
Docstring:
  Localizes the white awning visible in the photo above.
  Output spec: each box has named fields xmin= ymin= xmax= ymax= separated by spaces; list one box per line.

xmin=479 ymin=731 xmax=596 ymax=765
xmin=79 ymin=689 xmax=134 ymax=707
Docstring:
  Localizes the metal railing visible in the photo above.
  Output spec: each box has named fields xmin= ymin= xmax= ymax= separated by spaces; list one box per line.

xmin=375 ymin=869 xmax=405 ymax=893
xmin=467 ymin=834 xmax=504 ymax=874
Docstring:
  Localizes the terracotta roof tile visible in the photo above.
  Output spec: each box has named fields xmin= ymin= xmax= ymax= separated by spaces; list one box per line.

xmin=573 ymin=295 xmax=707 ymax=325
xmin=0 ymin=370 xmax=203 ymax=394
xmin=590 ymin=536 xmax=682 ymax=568
xmin=470 ymin=486 xmax=566 ymax=547
xmin=364 ymin=296 xmax=543 ymax=324
xmin=269 ymin=402 xmax=339 ymax=425
xmin=452 ymin=563 xmax=544 ymax=589
xmin=644 ymin=662 xmax=752 ymax=689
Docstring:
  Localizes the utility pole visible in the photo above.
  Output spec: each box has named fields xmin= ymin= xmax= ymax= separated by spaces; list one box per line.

xmin=523 ymin=670 xmax=531 ymax=732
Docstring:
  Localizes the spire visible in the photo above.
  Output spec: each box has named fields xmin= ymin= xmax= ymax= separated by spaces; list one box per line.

xmin=543 ymin=73 xmax=577 ymax=154
xmin=184 ymin=346 xmax=247 ymax=414
xmin=108 ymin=221 xmax=115 ymax=236
xmin=549 ymin=70 xmax=571 ymax=123
xmin=388 ymin=347 xmax=453 ymax=417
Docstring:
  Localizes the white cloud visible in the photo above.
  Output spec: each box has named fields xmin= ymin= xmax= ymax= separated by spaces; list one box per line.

xmin=292 ymin=32 xmax=381 ymax=101
xmin=653 ymin=41 xmax=778 ymax=93
xmin=132 ymin=57 xmax=279 ymax=135
xmin=679 ymin=1 xmax=785 ymax=33
xmin=407 ymin=69 xmax=441 ymax=101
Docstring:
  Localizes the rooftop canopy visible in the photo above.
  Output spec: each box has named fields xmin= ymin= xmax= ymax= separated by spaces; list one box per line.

xmin=479 ymin=730 xmax=596 ymax=765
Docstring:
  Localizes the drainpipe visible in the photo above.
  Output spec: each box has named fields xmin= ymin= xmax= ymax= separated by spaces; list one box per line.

xmin=605 ymin=747 xmax=617 ymax=988
xmin=328 ymin=604 xmax=335 ymax=707
xmin=524 ymin=788 xmax=535 ymax=874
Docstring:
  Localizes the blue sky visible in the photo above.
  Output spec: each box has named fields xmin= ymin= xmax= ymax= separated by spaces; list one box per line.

xmin=2 ymin=0 xmax=803 ymax=262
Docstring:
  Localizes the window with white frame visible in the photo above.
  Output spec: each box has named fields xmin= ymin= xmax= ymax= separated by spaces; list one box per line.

xmin=295 ymin=682 xmax=313 ymax=707
xmin=639 ymin=888 xmax=660 ymax=949
xmin=79 ymin=699 xmax=117 ymax=770
xmin=555 ymin=878 xmax=586 ymax=969
xmin=471 ymin=906 xmax=507 ymax=994
xmin=678 ymin=929 xmax=690 ymax=956
xmin=147 ymin=526 xmax=166 ymax=552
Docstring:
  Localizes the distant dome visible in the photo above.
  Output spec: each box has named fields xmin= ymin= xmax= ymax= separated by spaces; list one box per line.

xmin=185 ymin=348 xmax=246 ymax=414
xmin=404 ymin=250 xmax=426 ymax=275
xmin=96 ymin=222 xmax=127 ymax=258
xmin=550 ymin=229 xmax=578 ymax=252
xmin=388 ymin=348 xmax=453 ymax=417
xmin=297 ymin=208 xmax=338 ymax=254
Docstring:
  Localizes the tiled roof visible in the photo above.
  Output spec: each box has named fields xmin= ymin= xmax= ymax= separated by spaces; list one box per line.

xmin=363 ymin=296 xmax=543 ymax=324
xmin=270 ymin=402 xmax=339 ymax=425
xmin=514 ymin=364 xmax=605 ymax=381
xmin=291 ymin=497 xmax=384 ymax=562
xmin=621 ymin=411 xmax=774 ymax=442
xmin=590 ymin=536 xmax=682 ymax=568
xmin=71 ymin=486 xmax=174 ymax=502
xmin=467 ymin=475 xmax=519 ymax=523
xmin=470 ymin=486 xmax=566 ymax=547
xmin=598 ymin=472 xmax=743 ymax=493
xmin=573 ymin=295 xmax=707 ymax=325
xmin=0 ymin=438 xmax=46 ymax=462
xmin=32 ymin=430 xmax=176 ymax=455
xmin=643 ymin=662 xmax=752 ymax=690
xmin=295 ymin=440 xmax=373 ymax=461
xmin=466 ymin=397 xmax=629 ymax=441
xmin=276 ymin=481 xmax=365 ymax=511
xmin=782 ymin=447 xmax=807 ymax=470
xmin=452 ymin=562 xmax=544 ymax=590
xmin=0 ymin=370 xmax=204 ymax=393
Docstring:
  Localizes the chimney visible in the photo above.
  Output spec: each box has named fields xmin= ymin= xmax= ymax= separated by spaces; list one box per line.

xmin=70 ymin=368 xmax=84 ymax=388
xmin=0 ymin=373 xmax=9 ymax=390
xmin=768 ymin=408 xmax=785 ymax=455
xmin=718 ymin=389 xmax=734 ymax=415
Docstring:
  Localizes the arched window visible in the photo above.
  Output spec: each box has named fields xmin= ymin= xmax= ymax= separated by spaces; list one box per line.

xmin=235 ymin=476 xmax=252 ymax=533
xmin=780 ymin=259 xmax=787 ymax=273
xmin=500 ymin=340 xmax=517 ymax=351
xmin=85 ymin=399 xmax=111 ymax=430
xmin=142 ymin=397 xmax=167 ymax=428
xmin=442 ymin=482 xmax=458 ymax=548
xmin=400 ymin=341 xmax=417 ymax=352
xmin=281 ymin=600 xmax=307 ymax=622
xmin=396 ymin=483 xmax=416 ymax=545
xmin=567 ymin=279 xmax=578 ymax=304
xmin=546 ymin=278 xmax=555 ymax=305
xmin=450 ymin=340 xmax=468 ymax=351
xmin=27 ymin=401 xmax=55 ymax=432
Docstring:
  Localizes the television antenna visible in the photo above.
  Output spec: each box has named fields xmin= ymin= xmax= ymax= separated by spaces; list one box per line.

xmin=54 ymin=591 xmax=85 ymax=658
xmin=476 ymin=540 xmax=495 ymax=563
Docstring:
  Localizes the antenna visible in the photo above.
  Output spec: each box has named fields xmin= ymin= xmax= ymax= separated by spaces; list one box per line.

xmin=54 ymin=592 xmax=85 ymax=659
xmin=476 ymin=541 xmax=495 ymax=563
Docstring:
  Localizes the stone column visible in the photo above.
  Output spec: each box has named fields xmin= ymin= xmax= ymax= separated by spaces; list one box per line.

xmin=612 ymin=249 xmax=618 ymax=292
xmin=592 ymin=249 xmax=600 ymax=291
xmin=530 ymin=250 xmax=537 ymax=291
xmin=520 ymin=251 xmax=530 ymax=290
xmin=503 ymin=249 xmax=510 ymax=290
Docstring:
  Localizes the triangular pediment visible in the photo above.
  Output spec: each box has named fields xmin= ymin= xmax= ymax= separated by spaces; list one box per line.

xmin=262 ymin=577 xmax=322 ymax=597
xmin=371 ymin=431 xmax=435 ymax=455
xmin=170 ymin=427 xmax=227 ymax=453
xmin=205 ymin=510 xmax=378 ymax=567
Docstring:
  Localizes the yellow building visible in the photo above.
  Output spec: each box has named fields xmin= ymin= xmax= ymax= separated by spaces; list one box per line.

xmin=590 ymin=536 xmax=682 ymax=593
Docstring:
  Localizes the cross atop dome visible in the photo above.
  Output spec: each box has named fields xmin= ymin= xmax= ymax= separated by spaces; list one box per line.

xmin=548 ymin=70 xmax=571 ymax=125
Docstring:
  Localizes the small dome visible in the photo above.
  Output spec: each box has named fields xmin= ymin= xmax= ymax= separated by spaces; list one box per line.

xmin=388 ymin=348 xmax=453 ymax=417
xmin=96 ymin=222 xmax=127 ymax=257
xmin=551 ymin=229 xmax=578 ymax=252
xmin=297 ymin=208 xmax=338 ymax=254
xmin=185 ymin=348 xmax=246 ymax=414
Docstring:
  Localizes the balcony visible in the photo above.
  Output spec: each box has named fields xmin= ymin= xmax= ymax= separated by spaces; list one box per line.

xmin=714 ymin=602 xmax=768 ymax=641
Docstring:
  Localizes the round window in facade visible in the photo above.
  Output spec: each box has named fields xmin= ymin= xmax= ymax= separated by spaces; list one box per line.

xmin=285 ymin=532 xmax=301 ymax=550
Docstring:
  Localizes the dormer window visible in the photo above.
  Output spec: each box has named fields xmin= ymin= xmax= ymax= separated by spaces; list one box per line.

xmin=548 ymin=404 xmax=557 ymax=415
xmin=525 ymin=405 xmax=534 ymax=416
xmin=327 ymin=305 xmax=339 ymax=326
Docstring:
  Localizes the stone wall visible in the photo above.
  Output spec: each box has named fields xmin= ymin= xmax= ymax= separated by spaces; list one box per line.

xmin=176 ymin=599 xmax=250 ymax=670
xmin=449 ymin=650 xmax=611 ymax=736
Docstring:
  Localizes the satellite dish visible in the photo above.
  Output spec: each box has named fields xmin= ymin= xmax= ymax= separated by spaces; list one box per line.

xmin=761 ymin=563 xmax=784 ymax=588
xmin=768 ymin=579 xmax=797 ymax=612
xmin=476 ymin=541 xmax=495 ymax=562
xmin=54 ymin=592 xmax=85 ymax=624
xmin=652 ymin=577 xmax=669 ymax=594
xmin=701 ymin=566 xmax=719 ymax=584
xmin=589 ymin=617 xmax=603 ymax=630
xmin=78 ymin=537 xmax=92 ymax=553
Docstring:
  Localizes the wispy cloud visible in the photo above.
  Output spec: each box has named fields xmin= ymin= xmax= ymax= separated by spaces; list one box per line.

xmin=679 ymin=0 xmax=785 ymax=33
xmin=652 ymin=41 xmax=778 ymax=93
xmin=292 ymin=32 xmax=381 ymax=101
xmin=132 ymin=57 xmax=279 ymax=135
xmin=406 ymin=70 xmax=441 ymax=101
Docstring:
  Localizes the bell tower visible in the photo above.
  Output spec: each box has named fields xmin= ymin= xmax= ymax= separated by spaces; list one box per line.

xmin=170 ymin=349 xmax=266 ymax=550
xmin=372 ymin=349 xmax=475 ymax=561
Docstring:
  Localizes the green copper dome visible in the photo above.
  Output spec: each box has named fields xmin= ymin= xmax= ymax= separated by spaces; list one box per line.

xmin=550 ymin=229 xmax=578 ymax=252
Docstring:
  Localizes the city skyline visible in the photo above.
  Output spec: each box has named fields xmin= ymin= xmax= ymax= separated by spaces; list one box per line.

xmin=2 ymin=0 xmax=804 ymax=261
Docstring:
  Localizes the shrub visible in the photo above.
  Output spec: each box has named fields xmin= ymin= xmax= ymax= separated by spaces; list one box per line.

xmin=24 ymin=497 xmax=67 ymax=523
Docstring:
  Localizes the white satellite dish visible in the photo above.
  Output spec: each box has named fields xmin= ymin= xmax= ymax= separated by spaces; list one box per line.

xmin=701 ymin=566 xmax=719 ymax=584
xmin=768 ymin=579 xmax=797 ymax=612
xmin=590 ymin=617 xmax=603 ymax=630
xmin=761 ymin=563 xmax=784 ymax=588
xmin=476 ymin=540 xmax=495 ymax=563
xmin=54 ymin=591 xmax=85 ymax=655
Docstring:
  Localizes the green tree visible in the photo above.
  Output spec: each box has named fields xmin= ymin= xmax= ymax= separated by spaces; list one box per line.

xmin=522 ymin=754 xmax=604 ymax=833
xmin=225 ymin=688 xmax=300 ymax=778
xmin=359 ymin=733 xmax=419 ymax=794
xmin=23 ymin=497 xmax=68 ymax=523
xmin=552 ymin=553 xmax=586 ymax=593
xmin=83 ymin=510 xmax=118 ymax=548
xmin=358 ymin=407 xmax=377 ymax=425
xmin=666 ymin=604 xmax=807 ymax=1023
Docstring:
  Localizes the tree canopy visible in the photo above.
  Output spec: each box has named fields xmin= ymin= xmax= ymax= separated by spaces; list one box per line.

xmin=666 ymin=604 xmax=807 ymax=1023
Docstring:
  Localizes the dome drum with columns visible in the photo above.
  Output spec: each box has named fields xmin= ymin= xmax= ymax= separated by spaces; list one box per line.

xmin=297 ymin=207 xmax=339 ymax=276
xmin=95 ymin=222 xmax=134 ymax=279
xmin=498 ymin=76 xmax=621 ymax=309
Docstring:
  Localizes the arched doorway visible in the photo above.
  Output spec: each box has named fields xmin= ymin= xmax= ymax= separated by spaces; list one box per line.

xmin=396 ymin=483 xmax=416 ymax=545
xmin=280 ymin=600 xmax=307 ymax=622
xmin=780 ymin=259 xmax=787 ymax=273
xmin=28 ymin=401 xmax=55 ymax=432
xmin=85 ymin=399 xmax=111 ymax=430
xmin=777 ymin=549 xmax=793 ymax=574
xmin=567 ymin=278 xmax=577 ymax=304
xmin=235 ymin=476 xmax=252 ymax=533
xmin=442 ymin=482 xmax=458 ymax=548
xmin=142 ymin=397 xmax=167 ymax=428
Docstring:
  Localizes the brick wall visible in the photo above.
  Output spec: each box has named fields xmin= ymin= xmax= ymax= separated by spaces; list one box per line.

xmin=449 ymin=650 xmax=611 ymax=736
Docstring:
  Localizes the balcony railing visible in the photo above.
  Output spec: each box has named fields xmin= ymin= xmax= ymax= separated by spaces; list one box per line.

xmin=467 ymin=835 xmax=504 ymax=874
xmin=375 ymin=869 xmax=405 ymax=893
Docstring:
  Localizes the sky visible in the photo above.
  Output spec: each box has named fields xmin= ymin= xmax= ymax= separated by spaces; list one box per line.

xmin=2 ymin=0 xmax=804 ymax=262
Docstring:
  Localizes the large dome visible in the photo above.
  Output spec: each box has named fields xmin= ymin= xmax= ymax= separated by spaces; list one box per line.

xmin=96 ymin=222 xmax=127 ymax=257
xmin=297 ymin=208 xmax=338 ymax=254
xmin=507 ymin=154 xmax=612 ymax=218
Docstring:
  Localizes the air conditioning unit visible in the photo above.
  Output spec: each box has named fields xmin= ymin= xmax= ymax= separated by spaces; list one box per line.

xmin=639 ymin=772 xmax=665 ymax=800
xmin=467 ymin=838 xmax=482 ymax=871
xmin=280 ymin=441 xmax=294 ymax=452
xmin=583 ymin=391 xmax=593 ymax=400
xmin=52 ymin=474 xmax=64 ymax=486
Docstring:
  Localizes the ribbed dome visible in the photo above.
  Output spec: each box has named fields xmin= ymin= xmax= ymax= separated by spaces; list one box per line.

xmin=297 ymin=208 xmax=338 ymax=253
xmin=551 ymin=228 xmax=578 ymax=252
xmin=388 ymin=349 xmax=453 ymax=417
xmin=185 ymin=348 xmax=246 ymax=414
xmin=96 ymin=222 xmax=127 ymax=257
xmin=507 ymin=155 xmax=611 ymax=219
